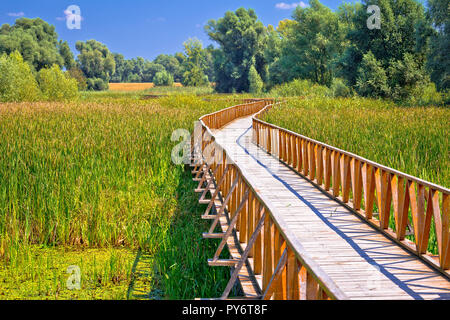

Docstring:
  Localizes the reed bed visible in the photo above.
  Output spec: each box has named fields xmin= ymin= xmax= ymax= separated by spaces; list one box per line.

xmin=0 ymin=93 xmax=234 ymax=299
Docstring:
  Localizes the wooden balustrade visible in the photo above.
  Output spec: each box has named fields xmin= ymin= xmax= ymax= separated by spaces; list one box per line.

xmin=253 ymin=103 xmax=450 ymax=274
xmin=193 ymin=99 xmax=347 ymax=300
xmin=201 ymin=99 xmax=274 ymax=130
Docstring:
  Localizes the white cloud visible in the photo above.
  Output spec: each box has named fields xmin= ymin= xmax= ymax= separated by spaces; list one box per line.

xmin=275 ymin=1 xmax=308 ymax=10
xmin=7 ymin=12 xmax=25 ymax=17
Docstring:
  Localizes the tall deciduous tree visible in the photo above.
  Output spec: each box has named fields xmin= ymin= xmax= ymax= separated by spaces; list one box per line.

xmin=205 ymin=8 xmax=267 ymax=93
xmin=76 ymin=40 xmax=116 ymax=90
xmin=426 ymin=0 xmax=449 ymax=91
xmin=340 ymin=0 xmax=430 ymax=99
xmin=266 ymin=1 xmax=352 ymax=87
xmin=289 ymin=0 xmax=347 ymax=86
xmin=0 ymin=18 xmax=74 ymax=71
xmin=182 ymin=38 xmax=209 ymax=87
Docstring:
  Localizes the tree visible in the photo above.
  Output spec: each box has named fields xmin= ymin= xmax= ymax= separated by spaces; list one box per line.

xmin=76 ymin=40 xmax=116 ymax=90
xmin=142 ymin=63 xmax=166 ymax=83
xmin=355 ymin=51 xmax=390 ymax=98
xmin=203 ymin=45 xmax=216 ymax=83
xmin=248 ymin=65 xmax=263 ymax=94
xmin=265 ymin=20 xmax=296 ymax=87
xmin=182 ymin=38 xmax=209 ymax=87
xmin=154 ymin=54 xmax=183 ymax=82
xmin=387 ymin=53 xmax=428 ymax=100
xmin=205 ymin=8 xmax=268 ymax=93
xmin=274 ymin=0 xmax=348 ymax=87
xmin=0 ymin=18 xmax=73 ymax=71
xmin=110 ymin=53 xmax=126 ymax=82
xmin=426 ymin=0 xmax=450 ymax=91
xmin=59 ymin=40 xmax=75 ymax=70
xmin=340 ymin=0 xmax=431 ymax=99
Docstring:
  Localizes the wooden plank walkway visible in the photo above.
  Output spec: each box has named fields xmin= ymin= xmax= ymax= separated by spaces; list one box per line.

xmin=211 ymin=115 xmax=450 ymax=300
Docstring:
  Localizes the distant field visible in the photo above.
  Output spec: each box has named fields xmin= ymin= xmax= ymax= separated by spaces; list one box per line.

xmin=108 ymin=83 xmax=183 ymax=91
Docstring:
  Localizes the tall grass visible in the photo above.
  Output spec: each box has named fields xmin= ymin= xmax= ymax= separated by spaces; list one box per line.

xmin=0 ymin=93 xmax=235 ymax=299
xmin=263 ymin=97 xmax=449 ymax=188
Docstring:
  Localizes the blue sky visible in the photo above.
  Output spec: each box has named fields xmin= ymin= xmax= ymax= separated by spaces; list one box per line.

xmin=2 ymin=1 xmax=355 ymax=60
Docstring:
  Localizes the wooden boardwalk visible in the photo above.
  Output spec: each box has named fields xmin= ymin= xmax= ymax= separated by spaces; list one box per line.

xmin=193 ymin=100 xmax=449 ymax=300
xmin=211 ymin=115 xmax=450 ymax=300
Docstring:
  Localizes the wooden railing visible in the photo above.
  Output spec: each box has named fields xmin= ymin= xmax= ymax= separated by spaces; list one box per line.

xmin=200 ymin=99 xmax=273 ymax=130
xmin=193 ymin=99 xmax=348 ymax=300
xmin=253 ymin=102 xmax=450 ymax=275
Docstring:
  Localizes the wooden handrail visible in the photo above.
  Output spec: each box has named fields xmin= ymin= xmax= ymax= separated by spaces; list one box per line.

xmin=252 ymin=101 xmax=450 ymax=274
xmin=200 ymin=99 xmax=273 ymax=129
xmin=195 ymin=99 xmax=348 ymax=300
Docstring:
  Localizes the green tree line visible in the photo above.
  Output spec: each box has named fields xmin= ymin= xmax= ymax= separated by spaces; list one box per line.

xmin=205 ymin=0 xmax=448 ymax=103
xmin=0 ymin=18 xmax=215 ymax=95
xmin=0 ymin=0 xmax=448 ymax=104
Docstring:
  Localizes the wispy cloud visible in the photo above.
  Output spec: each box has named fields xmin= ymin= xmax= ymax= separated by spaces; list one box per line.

xmin=7 ymin=12 xmax=25 ymax=17
xmin=275 ymin=1 xmax=308 ymax=10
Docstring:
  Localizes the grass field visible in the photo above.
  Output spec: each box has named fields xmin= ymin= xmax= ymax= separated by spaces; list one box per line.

xmin=1 ymin=90 xmax=447 ymax=299
xmin=0 ymin=91 xmax=239 ymax=299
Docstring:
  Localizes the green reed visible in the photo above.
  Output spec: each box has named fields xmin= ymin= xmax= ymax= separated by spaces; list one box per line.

xmin=0 ymin=93 xmax=236 ymax=299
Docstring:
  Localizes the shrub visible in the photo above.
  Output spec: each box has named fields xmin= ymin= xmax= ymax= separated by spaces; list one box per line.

xmin=403 ymin=82 xmax=444 ymax=106
xmin=182 ymin=66 xmax=208 ymax=87
xmin=37 ymin=65 xmax=79 ymax=101
xmin=331 ymin=78 xmax=352 ymax=98
xmin=0 ymin=51 xmax=41 ymax=102
xmin=355 ymin=51 xmax=390 ymax=98
xmin=153 ymin=71 xmax=174 ymax=86
xmin=248 ymin=65 xmax=264 ymax=94
xmin=67 ymin=67 xmax=87 ymax=91
xmin=269 ymin=79 xmax=331 ymax=97
xmin=87 ymin=78 xmax=109 ymax=91
xmin=387 ymin=53 xmax=428 ymax=102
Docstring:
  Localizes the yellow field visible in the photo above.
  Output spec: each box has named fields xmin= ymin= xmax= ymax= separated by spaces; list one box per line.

xmin=109 ymin=83 xmax=183 ymax=91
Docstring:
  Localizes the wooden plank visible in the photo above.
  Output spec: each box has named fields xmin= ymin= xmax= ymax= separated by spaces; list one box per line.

xmin=262 ymin=248 xmax=287 ymax=300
